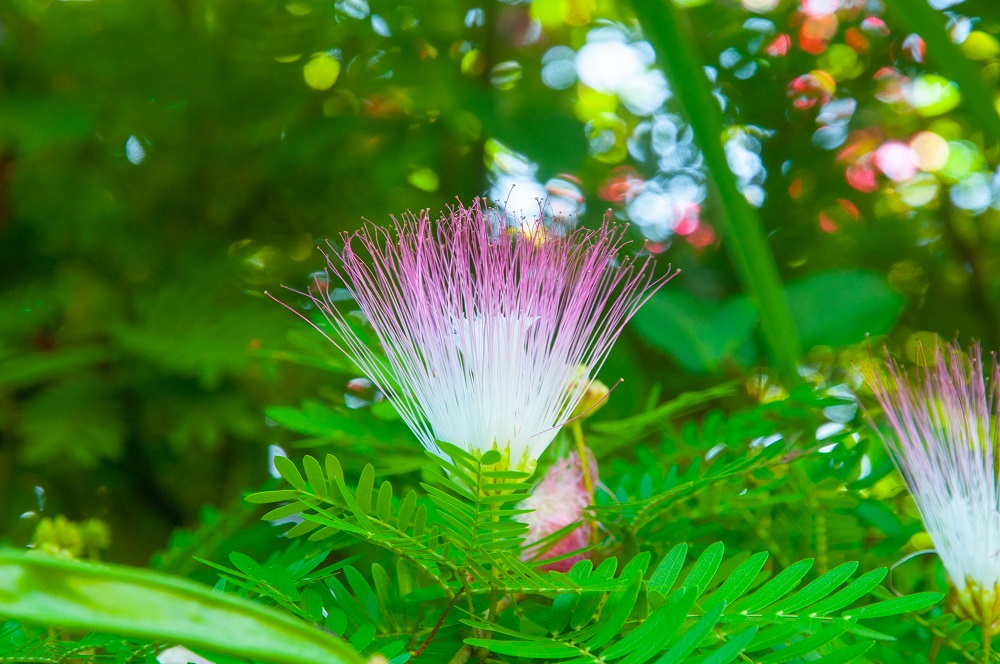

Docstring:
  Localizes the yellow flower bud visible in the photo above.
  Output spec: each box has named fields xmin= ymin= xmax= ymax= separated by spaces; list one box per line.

xmin=31 ymin=515 xmax=111 ymax=559
xmin=570 ymin=375 xmax=610 ymax=420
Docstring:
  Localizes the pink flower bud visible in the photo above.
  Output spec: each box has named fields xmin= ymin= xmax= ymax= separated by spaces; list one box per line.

xmin=516 ymin=450 xmax=598 ymax=572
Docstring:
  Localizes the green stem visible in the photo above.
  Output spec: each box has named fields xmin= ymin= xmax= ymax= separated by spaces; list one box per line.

xmin=570 ymin=421 xmax=594 ymax=502
xmin=630 ymin=0 xmax=802 ymax=381
xmin=571 ymin=421 xmax=598 ymax=547
xmin=448 ymin=644 xmax=474 ymax=664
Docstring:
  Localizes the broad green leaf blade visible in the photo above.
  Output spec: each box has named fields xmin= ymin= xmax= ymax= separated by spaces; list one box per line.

xmin=769 ymin=561 xmax=858 ymax=614
xmin=303 ymin=455 xmax=329 ymax=500
xmin=809 ymin=640 xmax=874 ymax=664
xmin=845 ymin=592 xmax=943 ymax=619
xmin=585 ymin=571 xmax=643 ymax=650
xmin=649 ymin=543 xmax=688 ymax=594
xmin=0 ymin=550 xmax=363 ymax=664
xmin=630 ymin=290 xmax=758 ymax=373
xmin=550 ymin=561 xmax=593 ymax=636
xmin=682 ymin=542 xmax=725 ymax=596
xmin=631 ymin=0 xmax=802 ymax=379
xmin=344 ymin=566 xmax=382 ymax=627
xmin=571 ymin=558 xmax=619 ymax=630
xmin=654 ymin=600 xmax=725 ymax=664
xmin=356 ymin=464 xmax=375 ymax=514
xmin=608 ymin=587 xmax=697 ymax=664
xmin=755 ymin=624 xmax=846 ymax=664
xmin=705 ymin=551 xmax=768 ymax=609
xmin=807 ymin=568 xmax=887 ymax=616
xmin=842 ymin=622 xmax=896 ymax=641
xmin=783 ymin=271 xmax=903 ymax=349
xmin=246 ymin=489 xmax=302 ymax=504
xmin=464 ymin=638 xmax=580 ymax=659
xmin=273 ymin=455 xmax=306 ymax=491
xmin=747 ymin=624 xmax=801 ymax=652
xmin=737 ymin=559 xmax=814 ymax=613
xmin=700 ymin=627 xmax=758 ymax=664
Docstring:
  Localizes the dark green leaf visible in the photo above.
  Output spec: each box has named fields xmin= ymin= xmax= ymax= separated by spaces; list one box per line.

xmin=783 ymin=271 xmax=904 ymax=349
xmin=631 ymin=290 xmax=758 ymax=373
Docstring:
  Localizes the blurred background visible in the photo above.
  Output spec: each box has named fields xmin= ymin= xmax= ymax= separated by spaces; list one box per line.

xmin=1 ymin=0 xmax=998 ymax=564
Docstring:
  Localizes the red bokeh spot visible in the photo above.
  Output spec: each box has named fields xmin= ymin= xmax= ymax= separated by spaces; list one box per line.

xmin=672 ymin=202 xmax=701 ymax=235
xmin=364 ymin=92 xmax=409 ymax=119
xmin=837 ymin=198 xmax=860 ymax=220
xmin=845 ymin=159 xmax=878 ymax=192
xmin=686 ymin=224 xmax=717 ymax=249
xmin=845 ymin=28 xmax=869 ymax=53
xmin=819 ymin=211 xmax=838 ymax=234
xmin=766 ymin=34 xmax=792 ymax=57
xmin=799 ymin=30 xmax=828 ymax=55
xmin=789 ymin=178 xmax=804 ymax=200
xmin=787 ymin=70 xmax=835 ymax=109
xmin=598 ymin=167 xmax=642 ymax=204
xmin=799 ymin=14 xmax=838 ymax=54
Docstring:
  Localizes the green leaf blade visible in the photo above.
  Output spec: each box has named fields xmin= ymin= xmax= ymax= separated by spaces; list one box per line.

xmin=0 ymin=550 xmax=362 ymax=664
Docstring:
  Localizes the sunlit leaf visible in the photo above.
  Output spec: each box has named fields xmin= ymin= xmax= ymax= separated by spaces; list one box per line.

xmin=0 ymin=550 xmax=363 ymax=664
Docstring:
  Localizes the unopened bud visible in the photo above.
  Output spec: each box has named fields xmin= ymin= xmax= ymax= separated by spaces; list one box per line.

xmin=31 ymin=515 xmax=110 ymax=559
xmin=32 ymin=515 xmax=84 ymax=558
xmin=570 ymin=374 xmax=610 ymax=420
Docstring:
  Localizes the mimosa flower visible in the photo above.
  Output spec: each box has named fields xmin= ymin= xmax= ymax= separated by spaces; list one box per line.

xmin=516 ymin=450 xmax=598 ymax=571
xmin=275 ymin=199 xmax=669 ymax=473
xmin=860 ymin=342 xmax=1000 ymax=631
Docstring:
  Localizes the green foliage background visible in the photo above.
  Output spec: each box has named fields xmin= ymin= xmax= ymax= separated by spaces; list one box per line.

xmin=2 ymin=0 xmax=1000 ymax=661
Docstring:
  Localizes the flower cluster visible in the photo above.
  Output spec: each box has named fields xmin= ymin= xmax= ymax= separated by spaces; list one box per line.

xmin=861 ymin=342 xmax=1000 ymax=629
xmin=279 ymin=199 xmax=669 ymax=473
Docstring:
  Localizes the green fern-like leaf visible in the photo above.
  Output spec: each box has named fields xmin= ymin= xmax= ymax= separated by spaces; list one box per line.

xmin=246 ymin=449 xmax=571 ymax=598
xmin=465 ymin=541 xmax=942 ymax=664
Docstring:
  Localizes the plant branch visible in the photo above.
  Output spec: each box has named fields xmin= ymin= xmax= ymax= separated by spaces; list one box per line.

xmin=410 ymin=588 xmax=464 ymax=659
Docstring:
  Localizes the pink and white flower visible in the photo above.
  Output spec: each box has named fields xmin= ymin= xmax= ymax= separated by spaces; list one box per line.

xmin=276 ymin=199 xmax=669 ymax=472
xmin=861 ymin=342 xmax=1000 ymax=625
xmin=516 ymin=450 xmax=597 ymax=571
